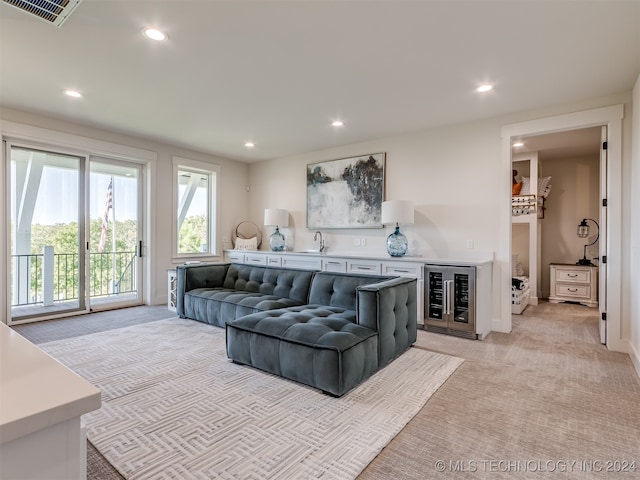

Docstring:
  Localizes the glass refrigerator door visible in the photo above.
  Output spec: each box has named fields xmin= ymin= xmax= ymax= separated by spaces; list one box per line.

xmin=427 ymin=270 xmax=444 ymax=320
xmin=453 ymin=273 xmax=470 ymax=324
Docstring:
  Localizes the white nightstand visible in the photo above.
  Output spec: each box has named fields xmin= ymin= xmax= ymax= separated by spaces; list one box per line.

xmin=549 ymin=263 xmax=598 ymax=307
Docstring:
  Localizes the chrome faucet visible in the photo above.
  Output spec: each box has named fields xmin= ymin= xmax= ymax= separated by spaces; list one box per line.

xmin=314 ymin=231 xmax=326 ymax=252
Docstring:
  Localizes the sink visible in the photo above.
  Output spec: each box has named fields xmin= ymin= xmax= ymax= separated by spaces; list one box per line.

xmin=294 ymin=249 xmax=325 ymax=255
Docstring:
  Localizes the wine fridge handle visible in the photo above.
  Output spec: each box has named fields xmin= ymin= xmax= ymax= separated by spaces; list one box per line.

xmin=444 ymin=280 xmax=452 ymax=315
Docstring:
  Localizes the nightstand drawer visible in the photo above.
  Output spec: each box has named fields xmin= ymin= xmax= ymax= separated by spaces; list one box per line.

xmin=555 ymin=284 xmax=590 ymax=298
xmin=555 ymin=268 xmax=590 ymax=283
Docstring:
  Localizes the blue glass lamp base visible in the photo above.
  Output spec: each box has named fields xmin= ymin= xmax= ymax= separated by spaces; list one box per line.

xmin=386 ymin=226 xmax=408 ymax=257
xmin=269 ymin=227 xmax=285 ymax=251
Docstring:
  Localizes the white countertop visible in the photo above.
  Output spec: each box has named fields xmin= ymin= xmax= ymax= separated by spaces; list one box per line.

xmin=226 ymin=249 xmax=494 ymax=266
xmin=0 ymin=323 xmax=101 ymax=444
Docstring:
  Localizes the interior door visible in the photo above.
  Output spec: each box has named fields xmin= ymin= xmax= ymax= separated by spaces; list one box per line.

xmin=599 ymin=126 xmax=608 ymax=345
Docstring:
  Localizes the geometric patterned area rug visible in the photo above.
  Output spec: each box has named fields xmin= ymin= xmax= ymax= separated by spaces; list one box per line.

xmin=41 ymin=318 xmax=463 ymax=480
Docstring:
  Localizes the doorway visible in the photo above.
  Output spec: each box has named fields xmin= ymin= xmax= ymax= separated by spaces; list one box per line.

xmin=510 ymin=127 xmax=604 ymax=343
xmin=7 ymin=143 xmax=144 ymax=324
xmin=501 ymin=104 xmax=623 ymax=351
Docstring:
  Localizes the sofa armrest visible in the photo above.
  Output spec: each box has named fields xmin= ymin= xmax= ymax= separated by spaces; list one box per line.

xmin=176 ymin=263 xmax=230 ymax=318
xmin=356 ymin=277 xmax=417 ymax=367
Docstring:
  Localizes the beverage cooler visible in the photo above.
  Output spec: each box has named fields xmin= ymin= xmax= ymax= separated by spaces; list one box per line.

xmin=424 ymin=265 xmax=477 ymax=339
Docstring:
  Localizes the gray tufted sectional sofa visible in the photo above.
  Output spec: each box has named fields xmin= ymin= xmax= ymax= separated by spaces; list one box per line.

xmin=176 ymin=262 xmax=417 ymax=396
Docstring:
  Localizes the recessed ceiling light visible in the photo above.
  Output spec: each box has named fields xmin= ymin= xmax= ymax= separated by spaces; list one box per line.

xmin=476 ymin=84 xmax=493 ymax=93
xmin=512 ymin=142 xmax=524 ymax=148
xmin=245 ymin=142 xmax=255 ymax=148
xmin=142 ymin=28 xmax=167 ymax=41
xmin=332 ymin=121 xmax=344 ymax=127
xmin=64 ymin=89 xmax=82 ymax=98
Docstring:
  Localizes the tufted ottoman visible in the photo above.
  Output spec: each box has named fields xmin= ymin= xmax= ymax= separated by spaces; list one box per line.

xmin=226 ymin=305 xmax=379 ymax=396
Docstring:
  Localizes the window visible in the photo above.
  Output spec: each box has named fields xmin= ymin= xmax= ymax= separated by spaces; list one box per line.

xmin=173 ymin=157 xmax=219 ymax=257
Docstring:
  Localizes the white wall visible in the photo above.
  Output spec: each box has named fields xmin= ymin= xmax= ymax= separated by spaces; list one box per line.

xmin=0 ymin=108 xmax=250 ymax=310
xmin=250 ymin=120 xmax=502 ymax=258
xmin=539 ymin=154 xmax=600 ymax=297
xmin=249 ymin=92 xmax=633 ymax=337
xmin=630 ymin=74 xmax=640 ymax=376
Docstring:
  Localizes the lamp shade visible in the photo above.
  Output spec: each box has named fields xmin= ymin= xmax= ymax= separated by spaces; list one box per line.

xmin=577 ymin=219 xmax=589 ymax=238
xmin=381 ymin=200 xmax=414 ymax=225
xmin=264 ymin=208 xmax=289 ymax=227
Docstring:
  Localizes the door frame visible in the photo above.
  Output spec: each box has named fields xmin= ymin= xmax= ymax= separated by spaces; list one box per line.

xmin=1 ymin=120 xmax=157 ymax=325
xmin=501 ymin=104 xmax=625 ymax=352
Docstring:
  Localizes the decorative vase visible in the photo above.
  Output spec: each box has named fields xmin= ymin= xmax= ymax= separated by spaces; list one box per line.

xmin=386 ymin=226 xmax=408 ymax=257
xmin=269 ymin=227 xmax=285 ymax=251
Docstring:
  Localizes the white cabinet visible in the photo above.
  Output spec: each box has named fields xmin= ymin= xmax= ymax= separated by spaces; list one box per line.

xmin=281 ymin=254 xmax=323 ymax=270
xmin=383 ymin=261 xmax=425 ymax=326
xmin=244 ymin=253 xmax=268 ymax=266
xmin=549 ymin=263 xmax=598 ymax=307
xmin=267 ymin=255 xmax=282 ymax=267
xmin=226 ymin=251 xmax=245 ymax=263
xmin=322 ymin=258 xmax=347 ymax=272
xmin=347 ymin=259 xmax=382 ymax=275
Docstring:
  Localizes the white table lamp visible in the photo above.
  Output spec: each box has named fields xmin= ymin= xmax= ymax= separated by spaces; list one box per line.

xmin=264 ymin=208 xmax=289 ymax=251
xmin=381 ymin=200 xmax=414 ymax=257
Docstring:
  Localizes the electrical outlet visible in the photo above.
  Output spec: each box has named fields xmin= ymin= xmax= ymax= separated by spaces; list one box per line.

xmin=361 ymin=238 xmax=367 ymax=246
xmin=354 ymin=238 xmax=361 ymax=246
xmin=466 ymin=239 xmax=474 ymax=249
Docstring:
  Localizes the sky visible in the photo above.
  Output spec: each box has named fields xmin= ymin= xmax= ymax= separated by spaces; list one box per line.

xmin=29 ymin=168 xmax=138 ymax=225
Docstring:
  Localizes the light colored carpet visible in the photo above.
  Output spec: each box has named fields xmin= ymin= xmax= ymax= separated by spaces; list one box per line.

xmin=41 ymin=318 xmax=462 ymax=480
xmin=359 ymin=301 xmax=640 ymax=479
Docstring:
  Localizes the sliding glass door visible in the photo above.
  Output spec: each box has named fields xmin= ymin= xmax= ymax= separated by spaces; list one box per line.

xmin=8 ymin=144 xmax=143 ymax=324
xmin=88 ymin=159 xmax=142 ymax=310
xmin=9 ymin=145 xmax=87 ymax=322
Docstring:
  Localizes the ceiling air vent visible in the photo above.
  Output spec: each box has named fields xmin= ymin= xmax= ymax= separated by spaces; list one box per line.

xmin=2 ymin=0 xmax=83 ymax=27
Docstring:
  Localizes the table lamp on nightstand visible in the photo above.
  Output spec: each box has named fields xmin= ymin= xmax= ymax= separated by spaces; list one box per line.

xmin=576 ymin=218 xmax=599 ymax=266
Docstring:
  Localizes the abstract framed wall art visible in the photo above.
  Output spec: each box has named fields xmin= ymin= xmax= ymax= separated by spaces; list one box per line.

xmin=306 ymin=152 xmax=385 ymax=229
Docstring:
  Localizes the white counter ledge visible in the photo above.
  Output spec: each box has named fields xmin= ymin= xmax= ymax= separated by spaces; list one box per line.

xmin=0 ymin=322 xmax=101 ymax=479
xmin=225 ymin=249 xmax=494 ymax=266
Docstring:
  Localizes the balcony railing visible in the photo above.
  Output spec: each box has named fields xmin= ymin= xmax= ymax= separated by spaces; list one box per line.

xmin=11 ymin=250 xmax=137 ymax=307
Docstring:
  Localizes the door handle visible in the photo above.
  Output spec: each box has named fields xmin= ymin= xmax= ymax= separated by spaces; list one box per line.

xmin=444 ymin=280 xmax=453 ymax=315
xmin=137 ymin=240 xmax=143 ymax=257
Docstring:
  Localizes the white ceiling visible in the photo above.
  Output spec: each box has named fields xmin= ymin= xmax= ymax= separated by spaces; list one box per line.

xmin=1 ymin=1 xmax=639 ymax=163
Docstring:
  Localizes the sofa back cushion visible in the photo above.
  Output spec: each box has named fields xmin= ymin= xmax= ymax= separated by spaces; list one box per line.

xmin=308 ymin=272 xmax=392 ymax=311
xmin=223 ymin=264 xmax=315 ymax=303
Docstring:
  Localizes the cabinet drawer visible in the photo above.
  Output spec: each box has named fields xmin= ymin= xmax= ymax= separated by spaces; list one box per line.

xmin=244 ymin=254 xmax=267 ymax=266
xmin=267 ymin=256 xmax=282 ymax=267
xmin=555 ymin=268 xmax=590 ymax=283
xmin=555 ymin=284 xmax=590 ymax=299
xmin=322 ymin=259 xmax=347 ymax=273
xmin=347 ymin=260 xmax=381 ymax=275
xmin=282 ymin=256 xmax=322 ymax=270
xmin=383 ymin=263 xmax=422 ymax=278
xmin=226 ymin=252 xmax=244 ymax=263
